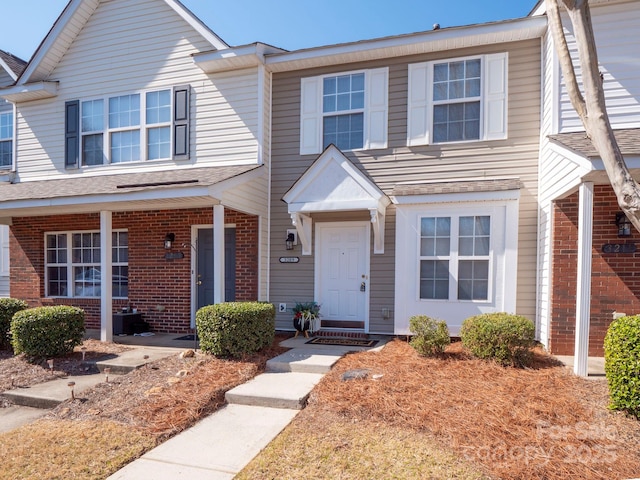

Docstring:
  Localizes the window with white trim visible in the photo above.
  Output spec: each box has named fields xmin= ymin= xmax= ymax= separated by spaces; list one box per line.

xmin=0 ymin=101 xmax=13 ymax=168
xmin=407 ymin=53 xmax=507 ymax=146
xmin=419 ymin=215 xmax=491 ymax=301
xmin=45 ymin=231 xmax=128 ymax=298
xmin=300 ymin=68 xmax=388 ymax=155
xmin=65 ymin=85 xmax=189 ymax=168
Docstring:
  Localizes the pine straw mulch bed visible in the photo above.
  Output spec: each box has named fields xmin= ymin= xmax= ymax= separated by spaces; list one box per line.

xmin=301 ymin=339 xmax=640 ymax=480
xmin=0 ymin=335 xmax=289 ymax=480
xmin=0 ymin=339 xmax=130 ymax=407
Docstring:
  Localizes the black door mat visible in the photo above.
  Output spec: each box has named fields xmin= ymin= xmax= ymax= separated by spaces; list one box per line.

xmin=174 ymin=334 xmax=198 ymax=341
xmin=306 ymin=337 xmax=378 ymax=347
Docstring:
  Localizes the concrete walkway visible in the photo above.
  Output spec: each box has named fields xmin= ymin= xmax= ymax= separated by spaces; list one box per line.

xmin=108 ymin=336 xmax=384 ymax=480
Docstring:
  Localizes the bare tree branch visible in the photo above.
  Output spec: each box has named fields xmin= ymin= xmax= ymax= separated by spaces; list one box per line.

xmin=546 ymin=0 xmax=640 ymax=229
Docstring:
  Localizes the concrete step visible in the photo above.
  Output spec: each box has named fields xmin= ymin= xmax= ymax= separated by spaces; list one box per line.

xmin=266 ymin=348 xmax=343 ymax=374
xmin=0 ymin=405 xmax=48 ymax=433
xmin=95 ymin=347 xmax=181 ymax=374
xmin=2 ymin=373 xmax=105 ymax=409
xmin=225 ymin=371 xmax=324 ymax=410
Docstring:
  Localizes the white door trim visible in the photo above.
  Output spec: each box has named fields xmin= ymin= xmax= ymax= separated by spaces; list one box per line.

xmin=314 ymin=221 xmax=371 ymax=332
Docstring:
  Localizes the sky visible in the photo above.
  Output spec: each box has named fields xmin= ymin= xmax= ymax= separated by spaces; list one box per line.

xmin=1 ymin=0 xmax=537 ymax=62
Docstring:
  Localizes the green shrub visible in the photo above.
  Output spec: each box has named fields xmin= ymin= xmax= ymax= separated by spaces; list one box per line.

xmin=0 ymin=298 xmax=28 ymax=349
xmin=11 ymin=306 xmax=85 ymax=357
xmin=604 ymin=315 xmax=640 ymax=418
xmin=409 ymin=315 xmax=450 ymax=356
xmin=460 ymin=312 xmax=535 ymax=367
xmin=196 ymin=302 xmax=275 ymax=358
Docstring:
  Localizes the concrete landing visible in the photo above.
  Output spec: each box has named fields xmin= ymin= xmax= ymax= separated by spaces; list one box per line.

xmin=2 ymin=373 xmax=106 ymax=408
xmin=95 ymin=347 xmax=181 ymax=374
xmin=0 ymin=405 xmax=47 ymax=433
xmin=266 ymin=348 xmax=343 ymax=373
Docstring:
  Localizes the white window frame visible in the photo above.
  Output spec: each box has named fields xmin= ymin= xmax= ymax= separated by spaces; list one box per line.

xmin=79 ymin=88 xmax=172 ymax=166
xmin=394 ymin=190 xmax=519 ymax=336
xmin=0 ymin=100 xmax=14 ymax=170
xmin=321 ymin=72 xmax=366 ymax=151
xmin=45 ymin=230 xmax=128 ymax=299
xmin=407 ymin=52 xmax=508 ymax=146
xmin=418 ymin=214 xmax=493 ymax=302
xmin=300 ymin=67 xmax=388 ymax=155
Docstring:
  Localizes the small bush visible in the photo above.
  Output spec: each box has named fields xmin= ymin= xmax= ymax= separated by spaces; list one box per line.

xmin=0 ymin=298 xmax=28 ymax=349
xmin=196 ymin=302 xmax=275 ymax=358
xmin=409 ymin=315 xmax=450 ymax=356
xmin=11 ymin=306 xmax=85 ymax=357
xmin=460 ymin=313 xmax=535 ymax=367
xmin=604 ymin=315 xmax=640 ymax=418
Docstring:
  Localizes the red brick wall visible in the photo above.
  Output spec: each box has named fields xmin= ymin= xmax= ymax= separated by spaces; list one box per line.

xmin=10 ymin=208 xmax=258 ymax=333
xmin=550 ymin=185 xmax=640 ymax=355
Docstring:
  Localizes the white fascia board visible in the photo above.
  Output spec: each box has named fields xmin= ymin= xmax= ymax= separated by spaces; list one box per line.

xmin=0 ymin=58 xmax=18 ymax=81
xmin=548 ymin=141 xmax=595 ymax=173
xmin=288 ymin=199 xmax=380 ymax=213
xmin=265 ymin=16 xmax=547 ymax=72
xmin=391 ymin=189 xmax=520 ymax=205
xmin=164 ymin=0 xmax=229 ymax=50
xmin=193 ymin=44 xmax=285 ymax=73
xmin=0 ymin=82 xmax=59 ymax=102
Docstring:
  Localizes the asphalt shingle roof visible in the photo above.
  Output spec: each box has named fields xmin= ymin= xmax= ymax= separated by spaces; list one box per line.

xmin=548 ymin=128 xmax=640 ymax=158
xmin=0 ymin=50 xmax=27 ymax=79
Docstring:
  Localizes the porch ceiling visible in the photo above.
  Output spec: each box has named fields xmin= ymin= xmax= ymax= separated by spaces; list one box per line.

xmin=0 ymin=165 xmax=262 ymax=219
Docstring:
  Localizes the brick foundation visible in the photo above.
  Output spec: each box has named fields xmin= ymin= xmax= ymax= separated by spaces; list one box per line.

xmin=550 ymin=185 xmax=640 ymax=355
xmin=10 ymin=208 xmax=258 ymax=333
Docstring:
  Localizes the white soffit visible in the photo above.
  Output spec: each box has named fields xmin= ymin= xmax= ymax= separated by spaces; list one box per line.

xmin=265 ymin=16 xmax=547 ymax=73
xmin=0 ymin=82 xmax=59 ymax=102
xmin=193 ymin=43 xmax=286 ymax=74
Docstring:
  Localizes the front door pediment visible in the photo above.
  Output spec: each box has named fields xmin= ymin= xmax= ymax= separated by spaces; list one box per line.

xmin=283 ymin=145 xmax=389 ymax=254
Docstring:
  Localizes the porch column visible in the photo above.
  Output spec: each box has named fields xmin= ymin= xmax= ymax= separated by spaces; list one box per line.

xmin=574 ymin=182 xmax=593 ymax=377
xmin=100 ymin=211 xmax=113 ymax=342
xmin=213 ymin=204 xmax=225 ymax=304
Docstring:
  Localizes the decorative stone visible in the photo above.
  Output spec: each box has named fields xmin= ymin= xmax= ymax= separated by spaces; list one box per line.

xmin=341 ymin=369 xmax=370 ymax=381
xmin=180 ymin=349 xmax=195 ymax=359
xmin=175 ymin=369 xmax=189 ymax=378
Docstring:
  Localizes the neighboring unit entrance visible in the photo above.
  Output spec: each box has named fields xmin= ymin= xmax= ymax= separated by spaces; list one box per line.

xmin=196 ymin=227 xmax=236 ymax=310
xmin=316 ymin=222 xmax=369 ymax=330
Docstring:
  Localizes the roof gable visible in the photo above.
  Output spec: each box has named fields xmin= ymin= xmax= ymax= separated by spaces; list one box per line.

xmin=18 ymin=0 xmax=229 ymax=85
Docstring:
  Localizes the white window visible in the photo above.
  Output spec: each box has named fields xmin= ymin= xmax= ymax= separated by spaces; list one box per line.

xmin=0 ymin=101 xmax=13 ymax=169
xmin=45 ymin=231 xmax=128 ymax=298
xmin=407 ymin=53 xmax=507 ymax=146
xmin=66 ymin=86 xmax=189 ymax=168
xmin=300 ymin=68 xmax=388 ymax=155
xmin=419 ymin=215 xmax=491 ymax=301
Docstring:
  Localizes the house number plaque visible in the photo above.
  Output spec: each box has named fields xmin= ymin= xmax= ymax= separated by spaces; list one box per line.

xmin=602 ymin=243 xmax=636 ymax=254
xmin=279 ymin=257 xmax=300 ymax=263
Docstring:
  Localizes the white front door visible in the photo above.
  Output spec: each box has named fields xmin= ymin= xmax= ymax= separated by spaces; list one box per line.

xmin=315 ymin=222 xmax=370 ymax=330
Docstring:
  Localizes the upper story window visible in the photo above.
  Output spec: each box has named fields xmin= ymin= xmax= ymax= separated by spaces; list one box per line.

xmin=0 ymin=101 xmax=13 ymax=169
xmin=408 ymin=53 xmax=507 ymax=146
xmin=65 ymin=85 xmax=190 ymax=169
xmin=300 ymin=68 xmax=388 ymax=155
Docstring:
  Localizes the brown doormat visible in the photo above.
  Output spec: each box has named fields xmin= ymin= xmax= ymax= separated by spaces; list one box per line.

xmin=306 ymin=337 xmax=378 ymax=347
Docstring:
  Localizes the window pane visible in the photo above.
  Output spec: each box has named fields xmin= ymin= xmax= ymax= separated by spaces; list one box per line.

xmin=47 ymin=267 xmax=68 ymax=296
xmin=323 ymin=95 xmax=336 ymax=113
xmin=112 ymin=265 xmax=128 ymax=298
xmin=420 ymin=260 xmax=449 ymax=299
xmin=74 ymin=266 xmax=101 ymax=297
xmin=433 ymin=83 xmax=448 ymax=102
xmin=323 ymin=77 xmax=336 ymax=95
xmin=323 ymin=73 xmax=365 ymax=114
xmin=0 ymin=141 xmax=11 ymax=168
xmin=458 ymin=260 xmax=489 ymax=300
xmin=0 ymin=112 xmax=13 ymax=140
xmin=459 ymin=216 xmax=474 ymax=236
xmin=82 ymin=133 xmax=104 ymax=166
xmin=146 ymin=90 xmax=171 ymax=125
xmin=466 ymin=59 xmax=481 ymax=78
xmin=323 ymin=113 xmax=363 ymax=150
xmin=420 ymin=238 xmax=435 ymax=257
xmin=421 ymin=217 xmax=435 ymax=236
xmin=109 ymin=94 xmax=140 ymax=128
xmin=449 ymin=80 xmax=465 ymax=99
xmin=82 ymin=100 xmax=104 ymax=132
xmin=147 ymin=126 xmax=170 ymax=160
xmin=449 ymin=61 xmax=465 ymax=80
xmin=466 ymin=78 xmax=481 ymax=97
xmin=111 ymin=130 xmax=140 ymax=163
xmin=434 ymin=63 xmax=448 ymax=82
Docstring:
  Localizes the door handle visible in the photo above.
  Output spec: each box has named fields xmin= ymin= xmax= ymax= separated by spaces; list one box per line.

xmin=360 ymin=282 xmax=366 ymax=292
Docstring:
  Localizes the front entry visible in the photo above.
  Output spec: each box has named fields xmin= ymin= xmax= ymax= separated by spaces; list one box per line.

xmin=316 ymin=222 xmax=370 ymax=330
xmin=196 ymin=227 xmax=236 ymax=311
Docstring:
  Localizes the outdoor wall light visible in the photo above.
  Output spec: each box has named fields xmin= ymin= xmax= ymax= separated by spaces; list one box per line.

xmin=615 ymin=212 xmax=632 ymax=237
xmin=286 ymin=232 xmax=295 ymax=250
xmin=164 ymin=233 xmax=175 ymax=249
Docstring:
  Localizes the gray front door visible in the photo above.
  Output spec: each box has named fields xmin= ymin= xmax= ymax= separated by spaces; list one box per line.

xmin=196 ymin=227 xmax=236 ymax=309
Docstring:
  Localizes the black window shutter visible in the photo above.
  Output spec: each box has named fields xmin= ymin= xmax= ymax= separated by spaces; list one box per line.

xmin=173 ymin=85 xmax=190 ymax=160
xmin=65 ymin=100 xmax=79 ymax=168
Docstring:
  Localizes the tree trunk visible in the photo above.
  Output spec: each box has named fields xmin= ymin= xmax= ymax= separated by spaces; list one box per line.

xmin=546 ymin=0 xmax=640 ymax=230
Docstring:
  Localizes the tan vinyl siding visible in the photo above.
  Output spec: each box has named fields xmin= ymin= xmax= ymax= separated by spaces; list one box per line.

xmin=270 ymin=39 xmax=541 ymax=332
xmin=15 ymin=0 xmax=261 ymax=181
